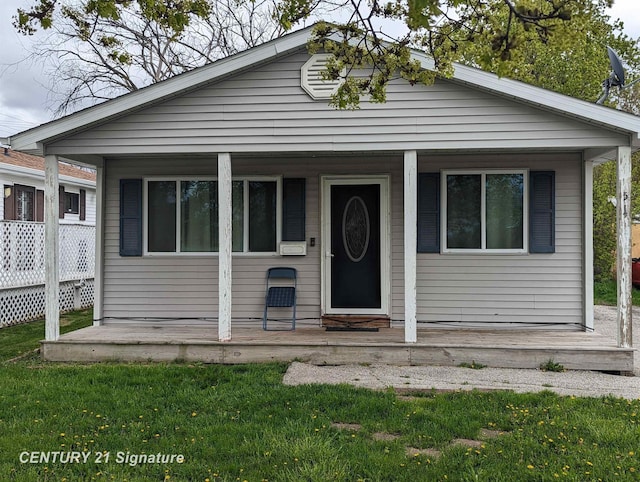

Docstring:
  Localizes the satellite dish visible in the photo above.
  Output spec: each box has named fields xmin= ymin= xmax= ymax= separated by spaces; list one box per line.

xmin=597 ymin=46 xmax=640 ymax=104
xmin=607 ymin=46 xmax=625 ymax=87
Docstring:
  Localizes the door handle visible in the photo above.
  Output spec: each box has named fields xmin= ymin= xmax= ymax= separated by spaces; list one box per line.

xmin=326 ymin=252 xmax=334 ymax=258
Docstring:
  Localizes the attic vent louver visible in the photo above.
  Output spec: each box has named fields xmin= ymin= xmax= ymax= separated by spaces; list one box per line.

xmin=301 ymin=54 xmax=344 ymax=100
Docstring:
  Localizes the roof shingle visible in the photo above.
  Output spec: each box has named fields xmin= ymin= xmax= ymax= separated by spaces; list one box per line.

xmin=0 ymin=149 xmax=96 ymax=182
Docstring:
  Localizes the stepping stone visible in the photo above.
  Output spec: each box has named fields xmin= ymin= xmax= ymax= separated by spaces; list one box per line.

xmin=451 ymin=438 xmax=483 ymax=448
xmin=330 ymin=422 xmax=362 ymax=431
xmin=406 ymin=447 xmax=441 ymax=459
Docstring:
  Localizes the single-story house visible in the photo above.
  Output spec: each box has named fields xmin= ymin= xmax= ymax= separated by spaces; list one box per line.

xmin=9 ymin=26 xmax=640 ymax=369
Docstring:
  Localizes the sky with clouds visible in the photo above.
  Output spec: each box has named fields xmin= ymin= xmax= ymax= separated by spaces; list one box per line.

xmin=0 ymin=0 xmax=639 ymax=139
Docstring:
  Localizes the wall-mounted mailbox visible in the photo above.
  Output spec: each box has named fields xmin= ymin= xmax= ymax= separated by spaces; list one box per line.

xmin=279 ymin=241 xmax=307 ymax=256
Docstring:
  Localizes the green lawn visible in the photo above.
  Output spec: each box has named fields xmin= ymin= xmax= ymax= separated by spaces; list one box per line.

xmin=1 ymin=313 xmax=640 ymax=480
xmin=594 ymin=279 xmax=640 ymax=306
xmin=0 ymin=308 xmax=92 ymax=361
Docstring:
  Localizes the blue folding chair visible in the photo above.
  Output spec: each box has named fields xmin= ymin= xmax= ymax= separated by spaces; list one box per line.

xmin=263 ymin=267 xmax=297 ymax=331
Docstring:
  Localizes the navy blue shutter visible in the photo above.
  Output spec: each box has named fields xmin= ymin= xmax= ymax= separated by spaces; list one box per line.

xmin=417 ymin=173 xmax=440 ymax=253
xmin=120 ymin=179 xmax=143 ymax=256
xmin=529 ymin=171 xmax=555 ymax=253
xmin=282 ymin=178 xmax=306 ymax=241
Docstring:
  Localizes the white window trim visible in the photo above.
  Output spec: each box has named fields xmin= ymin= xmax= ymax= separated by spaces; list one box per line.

xmin=143 ymin=176 xmax=282 ymax=256
xmin=441 ymin=169 xmax=529 ymax=254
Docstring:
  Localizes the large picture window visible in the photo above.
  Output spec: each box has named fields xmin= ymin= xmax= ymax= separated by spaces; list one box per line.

xmin=442 ymin=170 xmax=527 ymax=253
xmin=145 ymin=177 xmax=279 ymax=254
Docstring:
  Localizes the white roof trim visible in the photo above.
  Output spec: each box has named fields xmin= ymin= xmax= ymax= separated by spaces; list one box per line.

xmin=411 ymin=51 xmax=640 ymax=136
xmin=9 ymin=25 xmax=640 ymax=155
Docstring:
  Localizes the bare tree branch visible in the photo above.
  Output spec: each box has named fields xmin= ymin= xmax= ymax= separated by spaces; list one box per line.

xmin=22 ymin=0 xmax=294 ymax=116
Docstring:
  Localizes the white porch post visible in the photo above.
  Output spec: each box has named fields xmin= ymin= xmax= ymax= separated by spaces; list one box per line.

xmin=218 ymin=153 xmax=232 ymax=342
xmin=93 ymin=163 xmax=105 ymax=326
xmin=616 ymin=146 xmax=633 ymax=348
xmin=404 ymin=150 xmax=418 ymax=343
xmin=44 ymin=154 xmax=60 ymax=341
xmin=584 ymin=160 xmax=594 ymax=331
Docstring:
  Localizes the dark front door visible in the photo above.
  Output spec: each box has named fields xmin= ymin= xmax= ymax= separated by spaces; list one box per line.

xmin=330 ymin=184 xmax=381 ymax=309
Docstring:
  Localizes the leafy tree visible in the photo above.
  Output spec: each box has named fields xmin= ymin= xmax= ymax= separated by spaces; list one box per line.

xmin=452 ymin=0 xmax=640 ymax=104
xmin=592 ymin=155 xmax=640 ymax=280
xmin=16 ymin=0 xmax=599 ymax=109
xmin=451 ymin=0 xmax=640 ymax=280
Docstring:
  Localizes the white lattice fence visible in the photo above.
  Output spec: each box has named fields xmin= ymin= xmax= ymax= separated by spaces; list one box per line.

xmin=0 ymin=220 xmax=96 ymax=327
xmin=1 ymin=221 xmax=45 ymax=287
xmin=0 ymin=279 xmax=95 ymax=327
xmin=60 ymin=224 xmax=95 ymax=282
xmin=0 ymin=221 xmax=95 ymax=288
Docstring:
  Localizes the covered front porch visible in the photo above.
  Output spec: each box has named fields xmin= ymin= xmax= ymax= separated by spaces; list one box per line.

xmin=41 ymin=323 xmax=634 ymax=372
xmin=37 ymin=149 xmax=636 ymax=357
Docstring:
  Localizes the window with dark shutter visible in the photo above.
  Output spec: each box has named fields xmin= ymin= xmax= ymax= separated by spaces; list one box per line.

xmin=79 ymin=189 xmax=86 ymax=221
xmin=282 ymin=178 xmax=306 ymax=241
xmin=417 ymin=173 xmax=440 ymax=253
xmin=529 ymin=171 xmax=555 ymax=253
xmin=120 ymin=179 xmax=143 ymax=256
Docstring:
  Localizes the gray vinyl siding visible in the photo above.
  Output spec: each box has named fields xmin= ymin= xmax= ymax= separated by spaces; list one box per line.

xmin=416 ymin=153 xmax=583 ymax=328
xmin=103 ymin=153 xmax=583 ymax=329
xmin=85 ymin=49 xmax=592 ymax=328
xmin=46 ymin=51 xmax=629 ymax=157
xmin=102 ymin=155 xmax=405 ymax=324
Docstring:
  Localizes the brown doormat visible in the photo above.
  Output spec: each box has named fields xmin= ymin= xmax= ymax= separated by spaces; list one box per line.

xmin=321 ymin=314 xmax=390 ymax=329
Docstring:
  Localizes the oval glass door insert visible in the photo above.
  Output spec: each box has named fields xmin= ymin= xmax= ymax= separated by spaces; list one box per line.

xmin=342 ymin=196 xmax=370 ymax=262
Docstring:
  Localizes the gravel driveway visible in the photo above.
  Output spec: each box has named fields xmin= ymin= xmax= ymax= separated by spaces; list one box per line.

xmin=283 ymin=306 xmax=640 ymax=400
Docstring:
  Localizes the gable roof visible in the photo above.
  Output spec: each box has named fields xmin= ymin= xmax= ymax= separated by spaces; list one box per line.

xmin=0 ymin=148 xmax=96 ymax=183
xmin=9 ymin=24 xmax=640 ymax=157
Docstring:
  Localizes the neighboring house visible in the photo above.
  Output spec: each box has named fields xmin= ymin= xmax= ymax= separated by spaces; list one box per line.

xmin=9 ymin=27 xmax=640 ymax=368
xmin=0 ymin=148 xmax=96 ymax=327
xmin=1 ymin=147 xmax=96 ymax=224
